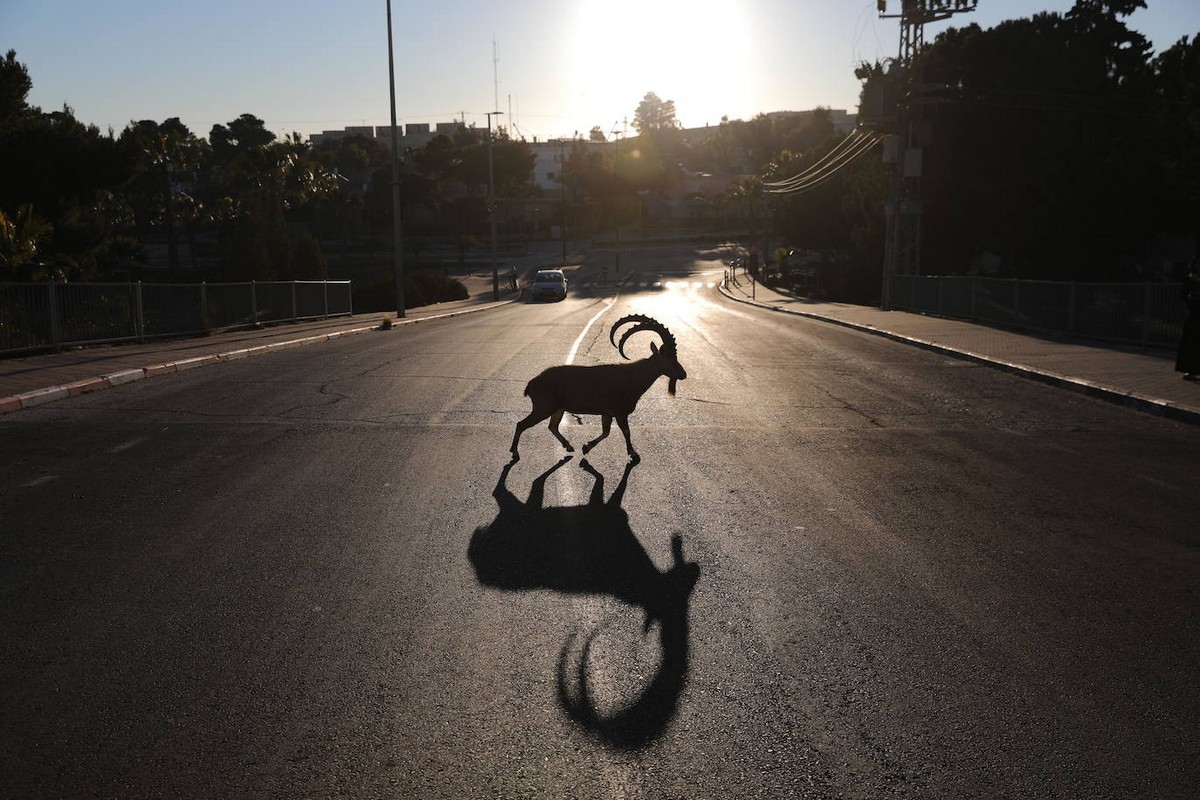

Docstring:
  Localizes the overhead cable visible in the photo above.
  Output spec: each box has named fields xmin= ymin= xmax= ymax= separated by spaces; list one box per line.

xmin=764 ymin=129 xmax=877 ymax=189
xmin=766 ymin=131 xmax=880 ymax=195
xmin=769 ymin=135 xmax=878 ymax=195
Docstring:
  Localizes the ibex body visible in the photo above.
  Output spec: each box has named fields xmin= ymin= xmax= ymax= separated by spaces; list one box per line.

xmin=510 ymin=315 xmax=686 ymax=461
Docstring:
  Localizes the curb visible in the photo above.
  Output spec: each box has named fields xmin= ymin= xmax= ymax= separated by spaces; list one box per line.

xmin=718 ymin=281 xmax=1200 ymax=427
xmin=0 ymin=296 xmax=519 ymax=415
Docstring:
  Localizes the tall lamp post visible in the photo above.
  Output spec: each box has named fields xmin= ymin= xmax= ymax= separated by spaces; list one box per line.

xmin=611 ymin=125 xmax=623 ymax=276
xmin=558 ymin=138 xmax=567 ymax=266
xmin=385 ymin=0 xmax=405 ymax=316
xmin=486 ymin=110 xmax=503 ymax=301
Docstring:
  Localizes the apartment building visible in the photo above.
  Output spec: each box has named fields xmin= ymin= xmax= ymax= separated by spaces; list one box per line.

xmin=308 ymin=120 xmax=464 ymax=148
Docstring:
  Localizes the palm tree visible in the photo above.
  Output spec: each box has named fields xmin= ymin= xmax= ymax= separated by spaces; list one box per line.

xmin=124 ymin=118 xmax=205 ymax=276
xmin=210 ymin=137 xmax=341 ymax=279
xmin=0 ymin=204 xmax=53 ymax=279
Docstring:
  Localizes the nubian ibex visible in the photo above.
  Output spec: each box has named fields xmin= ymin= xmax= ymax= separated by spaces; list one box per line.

xmin=510 ymin=314 xmax=686 ymax=462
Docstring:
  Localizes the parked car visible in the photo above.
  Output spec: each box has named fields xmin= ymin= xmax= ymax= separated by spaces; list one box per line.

xmin=531 ymin=269 xmax=568 ymax=302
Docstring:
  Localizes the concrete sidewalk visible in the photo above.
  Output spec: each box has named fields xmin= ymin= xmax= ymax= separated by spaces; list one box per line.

xmin=720 ymin=275 xmax=1200 ymax=425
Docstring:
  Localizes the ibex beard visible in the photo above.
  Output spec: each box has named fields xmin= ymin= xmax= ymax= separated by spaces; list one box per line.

xmin=510 ymin=315 xmax=687 ymax=462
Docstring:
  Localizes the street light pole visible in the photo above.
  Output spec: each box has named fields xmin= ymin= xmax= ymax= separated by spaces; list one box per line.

xmin=486 ymin=110 xmax=503 ymax=301
xmin=385 ymin=0 xmax=405 ymax=317
xmin=559 ymin=138 xmax=567 ymax=266
xmin=612 ymin=126 xmax=622 ymax=277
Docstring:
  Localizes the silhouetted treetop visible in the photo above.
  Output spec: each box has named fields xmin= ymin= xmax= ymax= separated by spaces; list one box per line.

xmin=209 ymin=113 xmax=275 ymax=161
xmin=0 ymin=49 xmax=33 ymax=122
xmin=633 ymin=92 xmax=678 ymax=134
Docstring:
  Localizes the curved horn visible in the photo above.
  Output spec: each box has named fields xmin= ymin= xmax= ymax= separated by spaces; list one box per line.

xmin=609 ymin=314 xmax=677 ymax=360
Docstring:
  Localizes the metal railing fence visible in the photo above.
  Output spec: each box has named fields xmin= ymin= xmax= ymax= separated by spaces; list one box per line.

xmin=887 ymin=275 xmax=1185 ymax=348
xmin=0 ymin=280 xmax=352 ymax=356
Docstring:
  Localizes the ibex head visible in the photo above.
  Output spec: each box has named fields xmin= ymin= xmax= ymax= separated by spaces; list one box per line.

xmin=610 ymin=315 xmax=687 ymax=396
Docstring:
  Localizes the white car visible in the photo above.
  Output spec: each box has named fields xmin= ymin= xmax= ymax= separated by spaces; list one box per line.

xmin=531 ymin=269 xmax=567 ymax=302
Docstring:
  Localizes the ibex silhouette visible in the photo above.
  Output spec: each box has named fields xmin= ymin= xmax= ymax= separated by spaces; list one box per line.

xmin=510 ymin=315 xmax=687 ymax=462
xmin=468 ymin=457 xmax=700 ymax=749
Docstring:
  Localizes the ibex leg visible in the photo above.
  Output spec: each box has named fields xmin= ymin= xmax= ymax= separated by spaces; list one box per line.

xmin=547 ymin=410 xmax=575 ymax=452
xmin=511 ymin=407 xmax=554 ymax=458
xmin=616 ymin=415 xmax=639 ymax=461
xmin=582 ymin=415 xmax=612 ymax=455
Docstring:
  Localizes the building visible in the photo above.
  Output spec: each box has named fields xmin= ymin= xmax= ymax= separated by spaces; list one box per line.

xmin=308 ymin=121 xmax=464 ymax=148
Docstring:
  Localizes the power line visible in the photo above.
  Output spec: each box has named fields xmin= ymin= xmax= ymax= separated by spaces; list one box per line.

xmin=765 ymin=129 xmax=876 ymax=188
xmin=766 ymin=130 xmax=880 ymax=195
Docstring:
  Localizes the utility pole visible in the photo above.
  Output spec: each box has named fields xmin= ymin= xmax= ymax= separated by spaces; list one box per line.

xmin=611 ymin=120 xmax=626 ymax=277
xmin=489 ymin=39 xmax=503 ymax=301
xmin=877 ymin=0 xmax=977 ymax=308
xmin=487 ymin=111 xmax=503 ymax=301
xmin=385 ymin=0 xmax=405 ymax=316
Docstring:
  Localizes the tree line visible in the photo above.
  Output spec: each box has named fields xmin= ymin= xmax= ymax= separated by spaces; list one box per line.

xmin=0 ymin=50 xmax=540 ymax=289
xmin=704 ymin=0 xmax=1200 ymax=299
xmin=712 ymin=0 xmax=1200 ymax=301
xmin=880 ymin=0 xmax=1200 ymax=281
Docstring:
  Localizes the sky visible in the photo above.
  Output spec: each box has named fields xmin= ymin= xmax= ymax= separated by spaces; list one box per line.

xmin=5 ymin=1 xmax=1200 ymax=143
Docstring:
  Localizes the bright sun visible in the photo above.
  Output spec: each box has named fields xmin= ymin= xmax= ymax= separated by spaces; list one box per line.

xmin=567 ymin=0 xmax=755 ymax=130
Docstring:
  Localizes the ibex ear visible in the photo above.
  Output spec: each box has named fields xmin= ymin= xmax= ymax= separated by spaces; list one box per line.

xmin=651 ymin=342 xmax=659 ymax=355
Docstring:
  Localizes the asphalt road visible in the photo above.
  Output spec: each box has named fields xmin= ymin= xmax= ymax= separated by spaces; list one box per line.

xmin=3 ymin=243 xmax=1199 ymax=799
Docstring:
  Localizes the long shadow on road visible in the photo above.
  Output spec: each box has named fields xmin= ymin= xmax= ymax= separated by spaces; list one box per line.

xmin=468 ymin=456 xmax=700 ymax=750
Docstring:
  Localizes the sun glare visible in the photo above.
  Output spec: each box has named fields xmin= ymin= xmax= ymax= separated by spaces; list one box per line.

xmin=568 ymin=0 xmax=755 ymax=130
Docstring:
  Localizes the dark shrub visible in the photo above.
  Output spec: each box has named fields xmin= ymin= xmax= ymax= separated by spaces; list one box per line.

xmin=406 ymin=270 xmax=468 ymax=306
xmin=350 ymin=270 xmax=467 ymax=313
